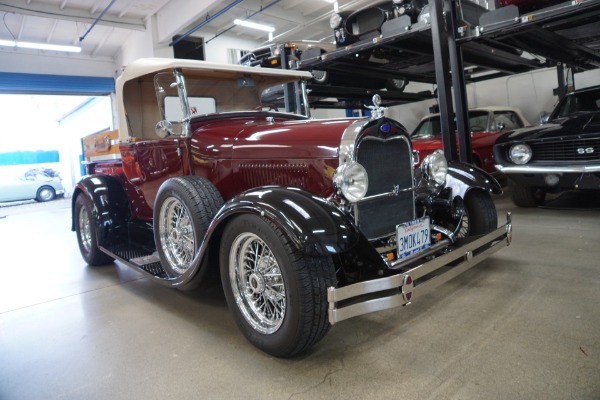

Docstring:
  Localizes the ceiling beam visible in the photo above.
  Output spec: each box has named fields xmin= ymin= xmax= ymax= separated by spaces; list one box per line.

xmin=0 ymin=0 xmax=146 ymax=32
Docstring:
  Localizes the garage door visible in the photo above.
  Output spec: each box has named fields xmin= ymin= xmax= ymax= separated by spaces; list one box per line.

xmin=0 ymin=72 xmax=114 ymax=95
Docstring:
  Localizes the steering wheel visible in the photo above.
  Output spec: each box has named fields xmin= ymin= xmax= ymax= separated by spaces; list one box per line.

xmin=255 ymin=104 xmax=279 ymax=112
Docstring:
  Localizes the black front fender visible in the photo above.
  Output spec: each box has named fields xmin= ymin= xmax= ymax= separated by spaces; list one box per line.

xmin=214 ymin=186 xmax=362 ymax=257
xmin=445 ymin=161 xmax=503 ymax=199
xmin=71 ymin=175 xmax=130 ymax=246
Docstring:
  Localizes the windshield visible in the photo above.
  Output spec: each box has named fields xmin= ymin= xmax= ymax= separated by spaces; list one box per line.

xmin=551 ymin=88 xmax=600 ymax=118
xmin=412 ymin=111 xmax=490 ymax=138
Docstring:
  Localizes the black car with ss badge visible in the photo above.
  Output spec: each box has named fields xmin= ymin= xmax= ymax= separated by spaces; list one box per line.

xmin=494 ymin=85 xmax=600 ymax=206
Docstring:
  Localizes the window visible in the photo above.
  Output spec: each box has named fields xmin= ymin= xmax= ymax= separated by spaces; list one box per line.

xmin=493 ymin=111 xmax=523 ymax=131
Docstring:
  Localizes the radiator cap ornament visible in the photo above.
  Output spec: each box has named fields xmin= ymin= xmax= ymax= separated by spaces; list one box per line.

xmin=369 ymin=94 xmax=386 ymax=119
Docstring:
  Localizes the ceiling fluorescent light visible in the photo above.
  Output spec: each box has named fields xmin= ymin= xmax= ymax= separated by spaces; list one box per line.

xmin=0 ymin=39 xmax=81 ymax=53
xmin=233 ymin=19 xmax=275 ymax=32
xmin=0 ymin=39 xmax=16 ymax=47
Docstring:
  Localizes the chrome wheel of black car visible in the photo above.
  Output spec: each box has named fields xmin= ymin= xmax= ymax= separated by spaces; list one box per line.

xmin=457 ymin=190 xmax=498 ymax=238
xmin=311 ymin=69 xmax=329 ymax=84
xmin=220 ymin=214 xmax=336 ymax=357
xmin=154 ymin=176 xmax=223 ymax=279
xmin=386 ymin=77 xmax=408 ymax=92
xmin=508 ymin=180 xmax=546 ymax=207
xmin=36 ymin=186 xmax=56 ymax=202
xmin=74 ymin=195 xmax=114 ymax=266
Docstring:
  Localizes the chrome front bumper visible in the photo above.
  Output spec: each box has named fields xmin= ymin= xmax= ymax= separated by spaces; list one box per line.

xmin=495 ymin=164 xmax=600 ymax=173
xmin=327 ymin=213 xmax=513 ymax=325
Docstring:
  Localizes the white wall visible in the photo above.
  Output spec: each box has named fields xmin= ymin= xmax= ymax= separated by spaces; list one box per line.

xmin=58 ymin=96 xmax=115 ymax=193
xmin=385 ymin=68 xmax=600 ymax=133
xmin=0 ymin=50 xmax=117 ymax=77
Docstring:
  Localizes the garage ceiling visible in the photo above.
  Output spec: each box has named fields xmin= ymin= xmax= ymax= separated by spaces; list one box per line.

xmin=0 ymin=0 xmax=374 ymax=59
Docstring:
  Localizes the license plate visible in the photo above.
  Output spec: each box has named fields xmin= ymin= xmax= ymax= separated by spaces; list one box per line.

xmin=397 ymin=217 xmax=431 ymax=260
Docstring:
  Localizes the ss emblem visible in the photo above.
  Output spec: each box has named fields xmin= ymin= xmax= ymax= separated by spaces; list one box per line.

xmin=577 ymin=147 xmax=594 ymax=154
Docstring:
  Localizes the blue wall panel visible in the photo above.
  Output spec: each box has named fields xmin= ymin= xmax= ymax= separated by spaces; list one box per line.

xmin=0 ymin=72 xmax=114 ymax=95
xmin=0 ymin=151 xmax=60 ymax=166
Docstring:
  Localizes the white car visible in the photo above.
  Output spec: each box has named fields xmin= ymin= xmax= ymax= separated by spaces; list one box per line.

xmin=0 ymin=173 xmax=65 ymax=203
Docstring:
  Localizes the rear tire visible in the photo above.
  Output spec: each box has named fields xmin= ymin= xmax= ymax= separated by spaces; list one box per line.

xmin=311 ymin=69 xmax=329 ymax=85
xmin=74 ymin=195 xmax=115 ymax=266
xmin=385 ymin=77 xmax=408 ymax=92
xmin=220 ymin=214 xmax=336 ymax=357
xmin=458 ymin=190 xmax=498 ymax=238
xmin=509 ymin=180 xmax=546 ymax=207
xmin=36 ymin=186 xmax=56 ymax=202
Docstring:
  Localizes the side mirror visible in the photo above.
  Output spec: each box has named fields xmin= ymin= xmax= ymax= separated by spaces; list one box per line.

xmin=155 ymin=120 xmax=174 ymax=138
xmin=496 ymin=122 xmax=506 ymax=131
xmin=540 ymin=113 xmax=550 ymax=124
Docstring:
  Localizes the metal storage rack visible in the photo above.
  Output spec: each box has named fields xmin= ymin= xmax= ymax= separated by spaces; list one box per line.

xmin=298 ymin=0 xmax=600 ymax=163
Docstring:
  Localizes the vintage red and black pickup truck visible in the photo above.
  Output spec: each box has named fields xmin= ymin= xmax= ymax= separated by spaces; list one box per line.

xmin=72 ymin=58 xmax=512 ymax=357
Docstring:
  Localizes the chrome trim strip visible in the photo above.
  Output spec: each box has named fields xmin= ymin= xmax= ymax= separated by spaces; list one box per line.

xmin=362 ymin=186 xmax=416 ymax=201
xmin=327 ymin=213 xmax=512 ymax=325
xmin=339 ymin=118 xmax=370 ymax=164
xmin=496 ymin=164 xmax=600 ymax=173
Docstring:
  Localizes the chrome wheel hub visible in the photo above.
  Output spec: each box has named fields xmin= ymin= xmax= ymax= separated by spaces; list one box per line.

xmin=78 ymin=205 xmax=92 ymax=252
xmin=158 ymin=197 xmax=195 ymax=275
xmin=229 ymin=233 xmax=286 ymax=334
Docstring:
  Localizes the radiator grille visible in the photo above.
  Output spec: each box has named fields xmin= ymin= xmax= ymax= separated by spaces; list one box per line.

xmin=531 ymin=137 xmax=600 ymax=162
xmin=355 ymin=136 xmax=414 ymax=239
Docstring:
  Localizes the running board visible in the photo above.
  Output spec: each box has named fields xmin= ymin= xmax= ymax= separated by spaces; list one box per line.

xmin=101 ymin=243 xmax=167 ymax=279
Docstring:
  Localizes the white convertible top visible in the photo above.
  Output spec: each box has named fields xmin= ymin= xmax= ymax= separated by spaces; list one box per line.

xmin=117 ymin=57 xmax=313 ymax=84
xmin=115 ymin=58 xmax=313 ymax=141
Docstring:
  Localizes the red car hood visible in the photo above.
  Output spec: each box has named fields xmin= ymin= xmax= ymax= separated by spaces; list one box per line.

xmin=192 ymin=115 xmax=358 ymax=159
xmin=411 ymin=137 xmax=443 ymax=151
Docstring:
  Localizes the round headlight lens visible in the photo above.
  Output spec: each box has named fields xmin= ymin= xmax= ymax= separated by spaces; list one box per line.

xmin=509 ymin=143 xmax=532 ymax=164
xmin=330 ymin=13 xmax=343 ymax=29
xmin=421 ymin=149 xmax=448 ymax=185
xmin=333 ymin=161 xmax=369 ymax=202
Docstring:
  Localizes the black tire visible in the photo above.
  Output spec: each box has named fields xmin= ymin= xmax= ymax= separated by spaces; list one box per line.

xmin=509 ymin=180 xmax=546 ymax=207
xmin=457 ymin=190 xmax=498 ymax=238
xmin=36 ymin=186 xmax=56 ymax=202
xmin=154 ymin=176 xmax=223 ymax=279
xmin=220 ymin=214 xmax=337 ymax=357
xmin=74 ymin=195 xmax=115 ymax=266
xmin=385 ymin=77 xmax=408 ymax=92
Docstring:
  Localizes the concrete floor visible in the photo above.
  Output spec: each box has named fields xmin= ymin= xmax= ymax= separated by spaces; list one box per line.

xmin=1 ymin=191 xmax=599 ymax=400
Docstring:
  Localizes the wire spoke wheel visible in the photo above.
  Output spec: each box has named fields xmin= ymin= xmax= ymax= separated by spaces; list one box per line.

xmin=78 ymin=204 xmax=92 ymax=253
xmin=220 ymin=214 xmax=337 ymax=357
xmin=229 ymin=232 xmax=286 ymax=334
xmin=158 ymin=197 xmax=195 ymax=275
xmin=74 ymin=194 xmax=114 ymax=266
xmin=153 ymin=176 xmax=224 ymax=281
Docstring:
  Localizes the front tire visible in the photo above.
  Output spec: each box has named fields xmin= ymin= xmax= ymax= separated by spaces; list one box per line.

xmin=220 ymin=214 xmax=336 ymax=357
xmin=74 ymin=195 xmax=115 ymax=266
xmin=457 ymin=190 xmax=498 ymax=238
xmin=509 ymin=180 xmax=546 ymax=207
xmin=154 ymin=176 xmax=223 ymax=279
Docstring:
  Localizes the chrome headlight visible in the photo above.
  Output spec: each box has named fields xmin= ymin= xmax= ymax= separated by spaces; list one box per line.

xmin=509 ymin=143 xmax=532 ymax=165
xmin=333 ymin=161 xmax=369 ymax=202
xmin=330 ymin=13 xmax=343 ymax=29
xmin=270 ymin=44 xmax=281 ymax=57
xmin=421 ymin=149 xmax=448 ymax=185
